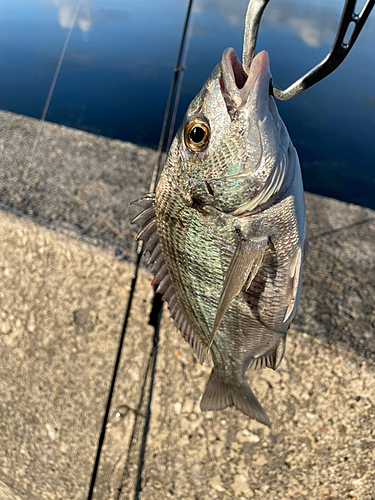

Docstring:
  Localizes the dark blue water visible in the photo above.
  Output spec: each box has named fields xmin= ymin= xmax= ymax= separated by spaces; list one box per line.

xmin=0 ymin=0 xmax=374 ymax=208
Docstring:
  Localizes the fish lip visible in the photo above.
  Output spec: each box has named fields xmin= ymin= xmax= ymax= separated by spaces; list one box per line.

xmin=220 ymin=48 xmax=270 ymax=112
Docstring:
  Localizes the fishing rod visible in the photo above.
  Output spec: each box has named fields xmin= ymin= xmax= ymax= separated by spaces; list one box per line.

xmin=150 ymin=0 xmax=195 ymax=192
xmin=86 ymin=1 xmax=195 ymax=498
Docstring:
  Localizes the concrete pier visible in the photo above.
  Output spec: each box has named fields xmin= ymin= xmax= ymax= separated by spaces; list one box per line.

xmin=0 ymin=110 xmax=374 ymax=499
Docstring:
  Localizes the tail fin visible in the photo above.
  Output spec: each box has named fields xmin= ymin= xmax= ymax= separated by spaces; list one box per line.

xmin=200 ymin=369 xmax=271 ymax=427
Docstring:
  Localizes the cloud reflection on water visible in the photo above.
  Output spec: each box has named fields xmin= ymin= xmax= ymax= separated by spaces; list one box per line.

xmin=193 ymin=0 xmax=248 ymax=26
xmin=50 ymin=0 xmax=93 ymax=32
xmin=193 ymin=0 xmax=347 ymax=48
xmin=264 ymin=1 xmax=339 ymax=47
xmin=48 ymin=0 xmax=373 ymax=49
xmin=46 ymin=0 xmax=130 ymax=33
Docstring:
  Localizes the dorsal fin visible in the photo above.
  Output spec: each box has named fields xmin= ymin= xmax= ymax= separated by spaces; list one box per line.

xmin=131 ymin=194 xmax=208 ymax=364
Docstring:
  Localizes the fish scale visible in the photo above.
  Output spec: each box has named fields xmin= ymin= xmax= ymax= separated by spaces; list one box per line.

xmin=132 ymin=13 xmax=307 ymax=426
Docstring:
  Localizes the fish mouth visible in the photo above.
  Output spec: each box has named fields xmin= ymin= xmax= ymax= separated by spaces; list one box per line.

xmin=220 ymin=48 xmax=270 ymax=113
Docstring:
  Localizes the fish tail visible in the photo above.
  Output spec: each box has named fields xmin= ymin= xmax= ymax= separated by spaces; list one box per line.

xmin=200 ymin=369 xmax=271 ymax=427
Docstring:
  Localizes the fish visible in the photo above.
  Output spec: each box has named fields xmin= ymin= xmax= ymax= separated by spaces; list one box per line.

xmin=132 ymin=4 xmax=308 ymax=427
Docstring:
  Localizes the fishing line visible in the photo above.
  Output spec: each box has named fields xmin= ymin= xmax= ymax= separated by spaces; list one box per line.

xmin=25 ymin=0 xmax=83 ymax=173
xmin=86 ymin=1 xmax=195 ymax=498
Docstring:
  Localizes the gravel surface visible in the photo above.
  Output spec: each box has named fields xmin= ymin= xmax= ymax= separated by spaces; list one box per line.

xmin=0 ymin=112 xmax=374 ymax=499
xmin=137 ymin=321 xmax=375 ymax=500
xmin=0 ymin=110 xmax=155 ymax=260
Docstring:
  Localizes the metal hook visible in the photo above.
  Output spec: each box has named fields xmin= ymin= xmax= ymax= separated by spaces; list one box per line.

xmin=243 ymin=0 xmax=375 ymax=101
xmin=242 ymin=0 xmax=271 ymax=74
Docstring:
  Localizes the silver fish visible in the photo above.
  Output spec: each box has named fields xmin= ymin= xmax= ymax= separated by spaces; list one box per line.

xmin=133 ymin=4 xmax=308 ymax=426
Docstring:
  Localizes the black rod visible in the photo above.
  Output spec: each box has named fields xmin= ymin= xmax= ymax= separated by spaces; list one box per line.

xmin=133 ymin=293 xmax=163 ymax=500
xmin=149 ymin=0 xmax=194 ymax=192
xmin=86 ymin=0 xmax=195 ymax=497
xmin=87 ymin=249 xmax=142 ymax=500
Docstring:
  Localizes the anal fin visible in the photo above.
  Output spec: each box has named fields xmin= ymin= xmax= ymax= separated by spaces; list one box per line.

xmin=208 ymin=236 xmax=267 ymax=347
xmin=248 ymin=335 xmax=286 ymax=371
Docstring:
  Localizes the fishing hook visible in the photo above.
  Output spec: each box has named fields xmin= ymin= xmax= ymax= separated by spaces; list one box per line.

xmin=243 ymin=0 xmax=375 ymax=101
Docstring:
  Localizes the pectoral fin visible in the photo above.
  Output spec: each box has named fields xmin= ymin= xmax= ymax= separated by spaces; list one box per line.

xmin=208 ymin=236 xmax=267 ymax=348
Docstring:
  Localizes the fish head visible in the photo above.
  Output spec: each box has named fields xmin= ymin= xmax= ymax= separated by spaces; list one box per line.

xmin=164 ymin=48 xmax=287 ymax=214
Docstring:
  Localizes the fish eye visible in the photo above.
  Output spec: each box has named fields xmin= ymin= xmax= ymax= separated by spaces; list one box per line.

xmin=184 ymin=118 xmax=210 ymax=152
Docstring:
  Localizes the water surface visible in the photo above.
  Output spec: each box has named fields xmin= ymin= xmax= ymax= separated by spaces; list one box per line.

xmin=0 ymin=0 xmax=374 ymax=207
